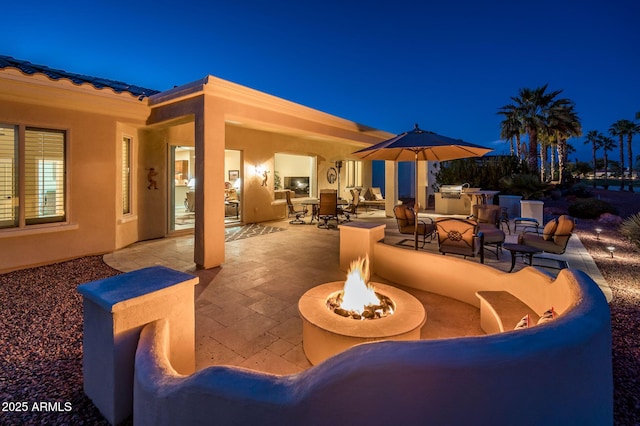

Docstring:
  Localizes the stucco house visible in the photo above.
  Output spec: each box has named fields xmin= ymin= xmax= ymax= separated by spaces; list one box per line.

xmin=0 ymin=55 xmax=399 ymax=273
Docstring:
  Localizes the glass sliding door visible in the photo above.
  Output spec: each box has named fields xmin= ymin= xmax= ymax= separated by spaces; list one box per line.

xmin=224 ymin=149 xmax=242 ymax=225
xmin=169 ymin=145 xmax=195 ymax=232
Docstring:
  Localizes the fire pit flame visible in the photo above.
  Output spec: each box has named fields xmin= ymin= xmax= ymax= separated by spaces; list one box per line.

xmin=327 ymin=255 xmax=395 ymax=320
xmin=341 ymin=256 xmax=378 ymax=314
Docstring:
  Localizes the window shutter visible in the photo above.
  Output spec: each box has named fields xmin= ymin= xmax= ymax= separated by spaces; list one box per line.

xmin=0 ymin=125 xmax=17 ymax=228
xmin=24 ymin=129 xmax=66 ymax=224
xmin=122 ymin=137 xmax=131 ymax=215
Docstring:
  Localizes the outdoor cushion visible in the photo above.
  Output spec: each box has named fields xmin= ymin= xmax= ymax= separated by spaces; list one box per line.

xmin=521 ymin=233 xmax=565 ymax=253
xmin=538 ymin=307 xmax=557 ymax=325
xmin=542 ymin=219 xmax=558 ymax=241
xmin=514 ymin=314 xmax=531 ymax=330
xmin=477 ymin=205 xmax=499 ymax=224
xmin=480 ymin=226 xmax=505 ymax=244
xmin=553 ymin=215 xmax=575 ymax=246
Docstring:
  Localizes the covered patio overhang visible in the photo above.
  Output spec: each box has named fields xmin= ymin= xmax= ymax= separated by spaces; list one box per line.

xmin=146 ymin=75 xmax=392 ymax=269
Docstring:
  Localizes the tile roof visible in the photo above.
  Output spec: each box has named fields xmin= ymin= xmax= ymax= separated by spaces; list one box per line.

xmin=0 ymin=55 xmax=161 ymax=99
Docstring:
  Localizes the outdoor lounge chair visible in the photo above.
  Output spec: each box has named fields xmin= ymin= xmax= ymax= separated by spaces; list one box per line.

xmin=520 ymin=215 xmax=575 ymax=255
xmin=393 ymin=204 xmax=435 ymax=249
xmin=286 ymin=190 xmax=307 ymax=224
xmin=435 ymin=217 xmax=484 ymax=263
xmin=363 ymin=187 xmax=386 ymax=211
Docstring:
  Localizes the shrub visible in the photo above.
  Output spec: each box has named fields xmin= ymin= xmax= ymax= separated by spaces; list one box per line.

xmin=620 ymin=213 xmax=640 ymax=249
xmin=568 ymin=198 xmax=618 ymax=219
xmin=564 ymin=182 xmax=593 ymax=198
xmin=499 ymin=174 xmax=551 ymax=200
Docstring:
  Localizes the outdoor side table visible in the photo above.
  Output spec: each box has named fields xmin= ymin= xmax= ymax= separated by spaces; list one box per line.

xmin=503 ymin=243 xmax=542 ymax=273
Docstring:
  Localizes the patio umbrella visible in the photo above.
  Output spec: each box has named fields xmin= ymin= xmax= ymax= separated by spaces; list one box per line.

xmin=352 ymin=124 xmax=492 ymax=250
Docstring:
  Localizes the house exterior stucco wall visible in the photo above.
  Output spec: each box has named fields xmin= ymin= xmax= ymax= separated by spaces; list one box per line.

xmin=0 ymin=89 xmax=147 ymax=272
xmin=1 ymin=66 xmax=391 ymax=272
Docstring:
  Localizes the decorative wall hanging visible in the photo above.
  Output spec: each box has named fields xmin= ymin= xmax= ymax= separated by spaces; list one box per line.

xmin=327 ymin=167 xmax=337 ymax=184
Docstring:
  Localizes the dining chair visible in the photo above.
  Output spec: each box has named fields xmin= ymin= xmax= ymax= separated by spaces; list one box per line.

xmin=317 ymin=189 xmax=339 ymax=229
xmin=339 ymin=188 xmax=361 ymax=221
xmin=285 ymin=190 xmax=307 ymax=224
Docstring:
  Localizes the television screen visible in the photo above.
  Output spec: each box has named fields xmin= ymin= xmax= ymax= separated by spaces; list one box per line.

xmin=284 ymin=177 xmax=310 ymax=197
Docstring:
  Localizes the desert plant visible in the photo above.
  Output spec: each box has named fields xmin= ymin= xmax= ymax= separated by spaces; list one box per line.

xmin=433 ymin=155 xmax=525 ymax=191
xmin=499 ymin=174 xmax=551 ymax=199
xmin=568 ymin=198 xmax=618 ymax=219
xmin=620 ymin=212 xmax=640 ymax=249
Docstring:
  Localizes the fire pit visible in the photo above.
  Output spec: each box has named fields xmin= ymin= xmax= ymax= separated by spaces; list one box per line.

xmin=298 ymin=257 xmax=426 ymax=365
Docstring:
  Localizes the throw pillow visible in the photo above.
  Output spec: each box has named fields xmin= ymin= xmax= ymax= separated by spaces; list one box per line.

xmin=542 ymin=218 xmax=559 ymax=241
xmin=374 ymin=193 xmax=384 ymax=201
xmin=514 ymin=314 xmax=531 ymax=330
xmin=553 ymin=215 xmax=575 ymax=244
xmin=537 ymin=307 xmax=557 ymax=325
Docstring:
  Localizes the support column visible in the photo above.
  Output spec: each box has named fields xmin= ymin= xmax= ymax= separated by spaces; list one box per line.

xmin=194 ymin=97 xmax=226 ymax=268
xmin=77 ymin=266 xmax=198 ymax=425
xmin=417 ymin=161 xmax=428 ymax=211
xmin=384 ymin=161 xmax=398 ymax=217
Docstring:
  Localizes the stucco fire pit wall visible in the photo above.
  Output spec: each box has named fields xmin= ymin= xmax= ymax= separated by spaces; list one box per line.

xmin=130 ymin=226 xmax=612 ymax=425
xmin=298 ymin=281 xmax=426 ymax=365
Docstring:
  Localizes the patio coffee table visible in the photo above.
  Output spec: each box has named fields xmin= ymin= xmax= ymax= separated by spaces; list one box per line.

xmin=503 ymin=243 xmax=542 ymax=273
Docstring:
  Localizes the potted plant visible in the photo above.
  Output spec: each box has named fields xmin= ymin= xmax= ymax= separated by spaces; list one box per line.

xmin=499 ymin=174 xmax=551 ymax=223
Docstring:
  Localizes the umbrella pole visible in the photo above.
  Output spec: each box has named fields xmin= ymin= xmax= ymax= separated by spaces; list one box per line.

xmin=414 ymin=151 xmax=419 ymax=250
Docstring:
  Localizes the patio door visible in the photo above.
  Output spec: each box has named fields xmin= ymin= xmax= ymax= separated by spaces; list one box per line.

xmin=225 ymin=149 xmax=242 ymax=225
xmin=169 ymin=145 xmax=195 ymax=232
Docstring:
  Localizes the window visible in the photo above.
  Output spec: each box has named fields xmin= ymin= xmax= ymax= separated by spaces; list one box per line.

xmin=0 ymin=125 xmax=66 ymax=229
xmin=122 ymin=136 xmax=131 ymax=215
xmin=345 ymin=160 xmax=362 ymax=188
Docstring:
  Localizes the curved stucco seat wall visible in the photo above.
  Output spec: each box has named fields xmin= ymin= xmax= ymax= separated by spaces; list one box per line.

xmin=134 ymin=245 xmax=612 ymax=425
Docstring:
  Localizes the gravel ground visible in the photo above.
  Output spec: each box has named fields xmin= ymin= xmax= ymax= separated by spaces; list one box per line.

xmin=0 ymin=257 xmax=121 ymax=425
xmin=568 ymin=189 xmax=640 ymax=425
xmin=0 ymin=188 xmax=638 ymax=425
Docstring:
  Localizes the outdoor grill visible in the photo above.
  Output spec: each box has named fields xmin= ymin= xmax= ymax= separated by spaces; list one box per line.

xmin=439 ymin=184 xmax=469 ymax=199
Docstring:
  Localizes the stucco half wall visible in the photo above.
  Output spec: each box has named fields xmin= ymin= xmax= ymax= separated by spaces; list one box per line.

xmin=133 ymin=245 xmax=612 ymax=425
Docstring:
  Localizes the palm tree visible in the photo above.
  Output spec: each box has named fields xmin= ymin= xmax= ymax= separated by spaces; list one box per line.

xmin=547 ymin=101 xmax=581 ymax=184
xmin=624 ymin=121 xmax=640 ymax=192
xmin=599 ymin=135 xmax=616 ymax=189
xmin=501 ymin=84 xmax=571 ymax=174
xmin=498 ymin=104 xmax=523 ymax=160
xmin=585 ymin=130 xmax=603 ymax=187
xmin=538 ymin=131 xmax=555 ymax=182
xmin=610 ymin=119 xmax=639 ymax=191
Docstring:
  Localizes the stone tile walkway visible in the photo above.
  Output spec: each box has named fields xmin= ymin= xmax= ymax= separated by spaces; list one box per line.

xmin=103 ymin=210 xmax=610 ymax=375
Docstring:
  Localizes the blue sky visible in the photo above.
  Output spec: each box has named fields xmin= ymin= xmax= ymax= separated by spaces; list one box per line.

xmin=3 ymin=0 xmax=638 ymax=161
